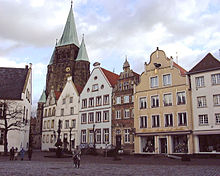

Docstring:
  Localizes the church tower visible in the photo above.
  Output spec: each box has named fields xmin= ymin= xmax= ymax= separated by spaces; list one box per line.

xmin=46 ymin=3 xmax=90 ymax=96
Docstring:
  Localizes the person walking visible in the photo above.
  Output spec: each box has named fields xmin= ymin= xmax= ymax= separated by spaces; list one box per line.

xmin=9 ymin=147 xmax=14 ymax=160
xmin=72 ymin=146 xmax=81 ymax=168
xmin=20 ymin=148 xmax=25 ymax=161
xmin=14 ymin=148 xmax=18 ymax=160
xmin=28 ymin=148 xmax=32 ymax=161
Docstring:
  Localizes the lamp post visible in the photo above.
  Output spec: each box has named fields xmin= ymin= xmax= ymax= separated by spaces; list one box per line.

xmin=55 ymin=119 xmax=62 ymax=157
xmin=69 ymin=127 xmax=73 ymax=152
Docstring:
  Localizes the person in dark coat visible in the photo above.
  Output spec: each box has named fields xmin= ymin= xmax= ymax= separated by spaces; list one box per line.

xmin=9 ymin=147 xmax=14 ymax=160
xmin=20 ymin=148 xmax=25 ymax=160
xmin=28 ymin=148 xmax=32 ymax=161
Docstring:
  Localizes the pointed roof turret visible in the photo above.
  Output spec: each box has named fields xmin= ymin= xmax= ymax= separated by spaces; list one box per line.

xmin=57 ymin=3 xmax=79 ymax=47
xmin=76 ymin=35 xmax=89 ymax=62
xmin=123 ymin=56 xmax=130 ymax=71
xmin=38 ymin=90 xmax=46 ymax=103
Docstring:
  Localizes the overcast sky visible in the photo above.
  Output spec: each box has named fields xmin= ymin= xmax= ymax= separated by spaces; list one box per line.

xmin=1 ymin=0 xmax=220 ymax=108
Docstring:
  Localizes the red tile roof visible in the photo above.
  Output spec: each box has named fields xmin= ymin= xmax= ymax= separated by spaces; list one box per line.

xmin=75 ymin=84 xmax=83 ymax=94
xmin=100 ymin=67 xmax=120 ymax=86
xmin=173 ymin=62 xmax=187 ymax=76
xmin=188 ymin=53 xmax=220 ymax=74
xmin=54 ymin=91 xmax=61 ymax=100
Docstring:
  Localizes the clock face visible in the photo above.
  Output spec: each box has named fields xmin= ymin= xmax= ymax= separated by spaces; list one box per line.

xmin=66 ymin=67 xmax=70 ymax=72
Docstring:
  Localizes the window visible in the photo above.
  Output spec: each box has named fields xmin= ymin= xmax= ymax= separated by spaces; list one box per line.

xmin=151 ymin=95 xmax=159 ymax=108
xmin=103 ymin=95 xmax=109 ymax=105
xmin=124 ymin=82 xmax=129 ymax=90
xmin=118 ymin=83 xmax=122 ymax=91
xmin=216 ymin=113 xmax=220 ymax=125
xmin=61 ymin=108 xmax=64 ymax=116
xmin=103 ymin=129 xmax=109 ymax=144
xmin=0 ymin=104 xmax=4 ymax=118
xmin=81 ymin=113 xmax=87 ymax=124
xmin=89 ymin=98 xmax=94 ymax=107
xmin=96 ymin=129 xmax=101 ymax=144
xmin=88 ymin=112 xmax=94 ymax=123
xmin=69 ymin=97 xmax=73 ymax=103
xmin=0 ymin=130 xmax=4 ymax=145
xmin=52 ymin=107 xmax=56 ymax=116
xmin=124 ymin=95 xmax=129 ymax=104
xmin=50 ymin=134 xmax=53 ymax=143
xmin=163 ymin=74 xmax=171 ymax=86
xmin=197 ymin=96 xmax=207 ymax=108
xmin=81 ymin=130 xmax=86 ymax=143
xmin=44 ymin=109 xmax=47 ymax=117
xmin=46 ymin=134 xmax=49 ymax=143
xmin=152 ymin=115 xmax=160 ymax=127
xmin=124 ymin=129 xmax=130 ymax=143
xmin=213 ymin=94 xmax=220 ymax=106
xmin=164 ymin=93 xmax=172 ymax=106
xmin=139 ymin=97 xmax=147 ymax=109
xmin=177 ymin=91 xmax=186 ymax=105
xmin=150 ymin=76 xmax=158 ymax=88
xmin=140 ymin=116 xmax=147 ymax=128
xmin=43 ymin=121 xmax=46 ymax=129
xmin=48 ymin=108 xmax=51 ymax=116
xmin=124 ymin=109 xmax=130 ymax=118
xmin=65 ymin=120 xmax=69 ymax=129
xmin=165 ymin=114 xmax=173 ymax=127
xmin=70 ymin=107 xmax=74 ymax=115
xmin=42 ymin=135 xmax=45 ymax=143
xmin=178 ymin=112 xmax=187 ymax=126
xmin=47 ymin=120 xmax=50 ymax=129
xmin=92 ymin=84 xmax=98 ymax=91
xmin=62 ymin=98 xmax=66 ymax=104
xmin=59 ymin=120 xmax=63 ymax=129
xmin=103 ymin=111 xmax=109 ymax=121
xmin=131 ymin=95 xmax=134 ymax=103
xmin=195 ymin=76 xmax=205 ymax=88
xmin=96 ymin=111 xmax=101 ymax=122
xmin=131 ymin=108 xmax=134 ymax=118
xmin=211 ymin=74 xmax=220 ymax=85
xmin=89 ymin=130 xmax=94 ymax=144
xmin=82 ymin=99 xmax=87 ymax=108
xmin=116 ymin=110 xmax=121 ymax=119
xmin=116 ymin=97 xmax=121 ymax=104
xmin=71 ymin=119 xmax=76 ymax=128
xmin=51 ymin=120 xmax=54 ymax=129
xmin=96 ymin=96 xmax=102 ymax=106
xmin=199 ymin=114 xmax=208 ymax=125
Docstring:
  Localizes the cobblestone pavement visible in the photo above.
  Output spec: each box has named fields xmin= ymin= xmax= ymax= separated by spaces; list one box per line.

xmin=0 ymin=151 xmax=220 ymax=176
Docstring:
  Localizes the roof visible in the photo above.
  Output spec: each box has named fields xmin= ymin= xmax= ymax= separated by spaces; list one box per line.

xmin=76 ymin=36 xmax=89 ymax=62
xmin=123 ymin=58 xmax=130 ymax=69
xmin=188 ymin=53 xmax=220 ymax=74
xmin=101 ymin=67 xmax=120 ymax=86
xmin=49 ymin=48 xmax=55 ymax=65
xmin=0 ymin=67 xmax=28 ymax=100
xmin=75 ymin=84 xmax=83 ymax=94
xmin=38 ymin=90 xmax=46 ymax=103
xmin=173 ymin=62 xmax=187 ymax=76
xmin=54 ymin=91 xmax=61 ymax=100
xmin=57 ymin=4 xmax=79 ymax=47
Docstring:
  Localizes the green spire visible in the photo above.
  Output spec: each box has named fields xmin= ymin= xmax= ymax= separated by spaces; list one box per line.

xmin=38 ymin=90 xmax=46 ymax=103
xmin=57 ymin=3 xmax=79 ymax=47
xmin=49 ymin=48 xmax=55 ymax=65
xmin=76 ymin=35 xmax=89 ymax=62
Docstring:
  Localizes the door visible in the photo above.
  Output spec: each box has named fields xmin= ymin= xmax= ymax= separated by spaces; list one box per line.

xmin=160 ymin=138 xmax=167 ymax=154
xmin=116 ymin=135 xmax=121 ymax=149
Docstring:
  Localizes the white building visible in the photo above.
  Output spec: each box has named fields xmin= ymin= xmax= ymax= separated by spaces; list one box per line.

xmin=79 ymin=62 xmax=119 ymax=149
xmin=41 ymin=77 xmax=82 ymax=151
xmin=0 ymin=64 xmax=32 ymax=152
xmin=188 ymin=53 xmax=220 ymax=153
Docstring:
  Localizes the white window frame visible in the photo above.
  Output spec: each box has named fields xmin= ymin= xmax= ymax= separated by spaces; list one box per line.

xmin=164 ymin=113 xmax=173 ymax=127
xmin=81 ymin=113 xmax=87 ymax=124
xmin=123 ymin=95 xmax=130 ymax=104
xmin=195 ymin=76 xmax=205 ymax=88
xmin=199 ymin=114 xmax=208 ymax=126
xmin=92 ymin=84 xmax=98 ymax=91
xmin=103 ymin=95 xmax=109 ymax=105
xmin=152 ymin=115 xmax=160 ymax=128
xmin=89 ymin=98 xmax=94 ymax=107
xmin=151 ymin=95 xmax=159 ymax=108
xmin=140 ymin=116 xmax=147 ymax=128
xmin=150 ymin=76 xmax=158 ymax=88
xmin=116 ymin=96 xmax=121 ymax=105
xmin=197 ymin=96 xmax=207 ymax=108
xmin=178 ymin=112 xmax=187 ymax=126
xmin=70 ymin=107 xmax=74 ymax=115
xmin=88 ymin=112 xmax=94 ymax=123
xmin=211 ymin=73 xmax=220 ymax=85
xmin=163 ymin=74 xmax=171 ymax=86
xmin=163 ymin=93 xmax=172 ymax=106
xmin=96 ymin=96 xmax=102 ymax=106
xmin=139 ymin=97 xmax=147 ymax=109
xmin=96 ymin=111 xmax=102 ymax=123
xmin=215 ymin=113 xmax=220 ymax=125
xmin=96 ymin=129 xmax=101 ymax=144
xmin=82 ymin=99 xmax=87 ymax=108
xmin=177 ymin=91 xmax=186 ymax=105
xmin=103 ymin=128 xmax=109 ymax=144
xmin=124 ymin=129 xmax=130 ymax=143
xmin=116 ymin=110 xmax=121 ymax=119
xmin=213 ymin=94 xmax=220 ymax=106
xmin=103 ymin=111 xmax=109 ymax=121
xmin=71 ymin=119 xmax=76 ymax=128
xmin=81 ymin=130 xmax=87 ymax=143
xmin=124 ymin=109 xmax=130 ymax=118
xmin=65 ymin=120 xmax=69 ymax=129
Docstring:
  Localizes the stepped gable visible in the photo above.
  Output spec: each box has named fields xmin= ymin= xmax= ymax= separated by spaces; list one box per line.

xmin=188 ymin=53 xmax=220 ymax=74
xmin=0 ymin=67 xmax=28 ymax=100
xmin=100 ymin=67 xmax=120 ymax=86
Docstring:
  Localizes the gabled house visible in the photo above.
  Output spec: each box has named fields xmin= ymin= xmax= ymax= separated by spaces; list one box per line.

xmin=187 ymin=53 xmax=220 ymax=153
xmin=0 ymin=64 xmax=32 ymax=152
xmin=134 ymin=48 xmax=193 ymax=155
xmin=79 ymin=62 xmax=119 ymax=150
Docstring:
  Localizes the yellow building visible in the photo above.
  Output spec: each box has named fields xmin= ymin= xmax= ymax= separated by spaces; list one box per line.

xmin=134 ymin=48 xmax=193 ymax=155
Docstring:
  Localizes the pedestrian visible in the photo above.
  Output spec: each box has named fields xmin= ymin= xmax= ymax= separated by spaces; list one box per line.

xmin=28 ymin=148 xmax=32 ymax=161
xmin=20 ymin=148 xmax=25 ymax=160
xmin=14 ymin=147 xmax=18 ymax=160
xmin=9 ymin=147 xmax=14 ymax=160
xmin=72 ymin=146 xmax=81 ymax=168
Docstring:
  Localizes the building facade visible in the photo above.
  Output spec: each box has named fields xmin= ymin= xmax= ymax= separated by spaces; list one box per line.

xmin=188 ymin=53 xmax=220 ymax=153
xmin=112 ymin=59 xmax=140 ymax=154
xmin=0 ymin=64 xmax=32 ymax=152
xmin=79 ymin=62 xmax=119 ymax=149
xmin=134 ymin=48 xmax=193 ymax=155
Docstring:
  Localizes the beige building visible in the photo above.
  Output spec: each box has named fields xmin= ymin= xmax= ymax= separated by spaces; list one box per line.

xmin=134 ymin=48 xmax=193 ymax=155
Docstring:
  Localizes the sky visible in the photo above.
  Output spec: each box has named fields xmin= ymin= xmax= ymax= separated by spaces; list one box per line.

xmin=1 ymin=0 xmax=220 ymax=109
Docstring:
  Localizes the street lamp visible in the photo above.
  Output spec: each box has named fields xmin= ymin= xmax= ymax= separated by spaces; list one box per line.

xmin=69 ymin=127 xmax=73 ymax=152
